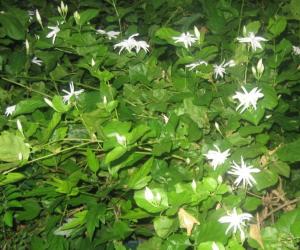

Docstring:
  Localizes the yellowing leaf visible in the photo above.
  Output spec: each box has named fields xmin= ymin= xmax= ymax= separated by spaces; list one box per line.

xmin=178 ymin=208 xmax=199 ymax=236
xmin=249 ymin=224 xmax=264 ymax=249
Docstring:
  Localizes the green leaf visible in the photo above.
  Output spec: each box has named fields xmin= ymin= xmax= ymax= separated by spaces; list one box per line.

xmin=104 ymin=146 xmax=127 ymax=164
xmin=86 ymin=149 xmax=100 ymax=173
xmin=127 ymin=157 xmax=153 ymax=189
xmin=0 ymin=132 xmax=30 ymax=162
xmin=78 ymin=9 xmax=99 ymax=25
xmin=240 ymin=105 xmax=265 ymax=126
xmin=255 ymin=170 xmax=278 ymax=191
xmin=155 ymin=27 xmax=179 ymax=44
xmin=290 ymin=0 xmax=300 ymax=20
xmin=15 ymin=199 xmax=41 ymax=221
xmin=268 ymin=161 xmax=290 ymax=178
xmin=154 ymin=216 xmax=177 ymax=238
xmin=197 ymin=242 xmax=225 ymax=250
xmin=0 ymin=173 xmax=25 ymax=186
xmin=276 ymin=208 xmax=300 ymax=238
xmin=0 ymin=13 xmax=25 ymax=40
xmin=3 ymin=211 xmax=13 ymax=227
xmin=277 ymin=139 xmax=300 ymax=163
xmin=260 ymin=84 xmax=278 ymax=110
xmin=42 ymin=112 xmax=62 ymax=143
xmin=134 ymin=188 xmax=168 ymax=213
xmin=86 ymin=205 xmax=100 ymax=240
xmin=13 ymin=98 xmax=48 ymax=116
xmin=267 ymin=16 xmax=287 ymax=37
xmin=242 ymin=196 xmax=262 ymax=211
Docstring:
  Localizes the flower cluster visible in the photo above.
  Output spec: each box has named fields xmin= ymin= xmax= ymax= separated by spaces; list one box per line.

xmin=114 ymin=33 xmax=150 ymax=54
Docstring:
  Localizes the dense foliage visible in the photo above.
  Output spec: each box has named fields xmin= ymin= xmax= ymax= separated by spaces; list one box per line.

xmin=0 ymin=0 xmax=300 ymax=249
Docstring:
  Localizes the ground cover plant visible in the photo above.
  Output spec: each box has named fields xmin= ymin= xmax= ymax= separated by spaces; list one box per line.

xmin=0 ymin=0 xmax=300 ymax=249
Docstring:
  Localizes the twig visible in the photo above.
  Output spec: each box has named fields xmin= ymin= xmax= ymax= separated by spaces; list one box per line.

xmin=262 ymin=198 xmax=300 ymax=220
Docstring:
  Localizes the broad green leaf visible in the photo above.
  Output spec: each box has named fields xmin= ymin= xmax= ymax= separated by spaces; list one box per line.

xmin=255 ymin=170 xmax=278 ymax=191
xmin=0 ymin=13 xmax=25 ymax=40
xmin=0 ymin=132 xmax=30 ymax=162
xmin=240 ymin=105 xmax=265 ymax=126
xmin=275 ymin=208 xmax=300 ymax=238
xmin=15 ymin=199 xmax=41 ymax=221
xmin=78 ymin=9 xmax=99 ymax=25
xmin=154 ymin=216 xmax=177 ymax=238
xmin=155 ymin=27 xmax=179 ymax=44
xmin=239 ymin=125 xmax=264 ymax=137
xmin=86 ymin=149 xmax=100 ymax=173
xmin=242 ymin=196 xmax=262 ymax=211
xmin=13 ymin=98 xmax=48 ymax=116
xmin=277 ymin=139 xmax=300 ymax=163
xmin=267 ymin=16 xmax=287 ymax=37
xmin=268 ymin=161 xmax=290 ymax=178
xmin=290 ymin=0 xmax=300 ymax=20
xmin=134 ymin=188 xmax=168 ymax=213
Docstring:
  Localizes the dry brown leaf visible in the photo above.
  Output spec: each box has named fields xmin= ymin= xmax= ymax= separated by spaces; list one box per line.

xmin=249 ymin=224 xmax=264 ymax=249
xmin=178 ymin=208 xmax=200 ymax=236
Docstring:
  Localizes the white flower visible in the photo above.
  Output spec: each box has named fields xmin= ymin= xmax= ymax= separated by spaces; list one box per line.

xmin=5 ymin=105 xmax=16 ymax=116
xmin=31 ymin=56 xmax=43 ymax=66
xmin=237 ymin=31 xmax=267 ymax=51
xmin=161 ymin=114 xmax=169 ymax=124
xmin=97 ymin=29 xmax=120 ymax=40
xmin=292 ymin=46 xmax=300 ymax=56
xmin=47 ymin=25 xmax=60 ymax=44
xmin=114 ymin=33 xmax=149 ymax=54
xmin=204 ymin=145 xmax=230 ymax=170
xmin=62 ymin=81 xmax=84 ymax=103
xmin=218 ymin=207 xmax=252 ymax=239
xmin=144 ymin=187 xmax=154 ymax=201
xmin=186 ymin=60 xmax=208 ymax=71
xmin=172 ymin=32 xmax=197 ymax=48
xmin=213 ymin=60 xmax=235 ymax=79
xmin=232 ymin=87 xmax=264 ymax=113
xmin=228 ymin=156 xmax=260 ymax=188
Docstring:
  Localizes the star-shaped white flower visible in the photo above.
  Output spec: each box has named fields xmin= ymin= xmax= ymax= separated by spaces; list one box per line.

xmin=96 ymin=29 xmax=120 ymax=40
xmin=237 ymin=32 xmax=267 ymax=51
xmin=47 ymin=25 xmax=60 ymax=44
xmin=186 ymin=60 xmax=208 ymax=71
xmin=218 ymin=207 xmax=252 ymax=239
xmin=114 ymin=33 xmax=149 ymax=54
xmin=62 ymin=81 xmax=84 ymax=103
xmin=232 ymin=87 xmax=264 ymax=113
xmin=5 ymin=105 xmax=16 ymax=116
xmin=228 ymin=156 xmax=260 ymax=188
xmin=31 ymin=56 xmax=43 ymax=66
xmin=292 ymin=46 xmax=300 ymax=56
xmin=213 ymin=60 xmax=235 ymax=79
xmin=172 ymin=32 xmax=197 ymax=48
xmin=204 ymin=145 xmax=231 ymax=170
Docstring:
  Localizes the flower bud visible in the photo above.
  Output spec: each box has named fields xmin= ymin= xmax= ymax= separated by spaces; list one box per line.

xmin=194 ymin=26 xmax=200 ymax=40
xmin=73 ymin=11 xmax=80 ymax=25
xmin=144 ymin=187 xmax=154 ymax=201
xmin=25 ymin=39 xmax=30 ymax=55
xmin=35 ymin=9 xmax=43 ymax=28
xmin=257 ymin=58 xmax=264 ymax=76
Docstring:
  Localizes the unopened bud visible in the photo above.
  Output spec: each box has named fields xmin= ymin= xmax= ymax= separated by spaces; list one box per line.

xmin=194 ymin=26 xmax=200 ymax=40
xmin=257 ymin=58 xmax=264 ymax=76
xmin=35 ymin=9 xmax=43 ymax=28
xmin=73 ymin=11 xmax=80 ymax=25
